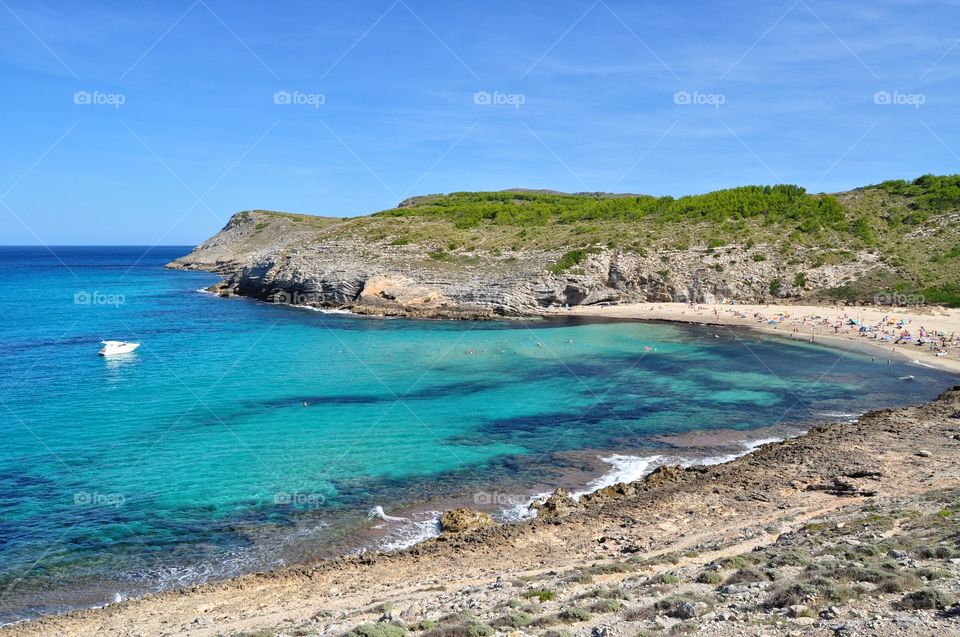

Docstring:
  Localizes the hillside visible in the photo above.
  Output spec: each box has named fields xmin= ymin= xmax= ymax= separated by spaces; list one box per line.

xmin=168 ymin=175 xmax=960 ymax=316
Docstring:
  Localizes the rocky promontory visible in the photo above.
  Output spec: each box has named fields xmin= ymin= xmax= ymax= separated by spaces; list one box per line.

xmin=165 ymin=179 xmax=960 ymax=318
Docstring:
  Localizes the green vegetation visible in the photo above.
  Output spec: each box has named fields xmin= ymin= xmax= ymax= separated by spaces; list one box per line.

xmin=868 ymin=174 xmax=960 ymax=215
xmin=490 ymin=611 xmax=534 ymax=629
xmin=345 ymin=625 xmax=407 ymax=637
xmin=549 ymin=248 xmax=596 ymax=274
xmin=557 ymin=607 xmax=591 ymax=623
xmin=895 ymin=588 xmax=953 ymax=610
xmin=522 ymin=589 xmax=556 ymax=602
xmin=645 ymin=572 xmax=680 ymax=586
xmin=379 ymin=185 xmax=846 ymax=232
xmin=696 ymin=570 xmax=724 ymax=585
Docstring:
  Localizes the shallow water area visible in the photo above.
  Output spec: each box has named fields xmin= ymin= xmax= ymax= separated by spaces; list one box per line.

xmin=0 ymin=246 xmax=956 ymax=623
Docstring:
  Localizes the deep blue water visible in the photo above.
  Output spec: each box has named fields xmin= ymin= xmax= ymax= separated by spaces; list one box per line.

xmin=0 ymin=246 xmax=955 ymax=623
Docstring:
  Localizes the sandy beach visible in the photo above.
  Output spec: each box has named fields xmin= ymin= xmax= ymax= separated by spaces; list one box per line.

xmin=556 ymin=302 xmax=960 ymax=374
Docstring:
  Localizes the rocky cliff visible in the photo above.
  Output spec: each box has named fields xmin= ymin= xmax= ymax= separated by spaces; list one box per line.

xmin=167 ymin=205 xmax=885 ymax=318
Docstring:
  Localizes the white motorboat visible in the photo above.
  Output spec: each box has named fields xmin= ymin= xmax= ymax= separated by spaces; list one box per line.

xmin=99 ymin=340 xmax=140 ymax=356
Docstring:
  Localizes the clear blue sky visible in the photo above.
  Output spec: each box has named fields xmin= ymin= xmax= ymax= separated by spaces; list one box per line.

xmin=2 ymin=1 xmax=958 ymax=245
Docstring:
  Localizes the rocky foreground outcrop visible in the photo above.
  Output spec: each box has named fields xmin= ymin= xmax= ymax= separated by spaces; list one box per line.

xmin=438 ymin=508 xmax=496 ymax=534
xmin=167 ymin=210 xmax=880 ymax=318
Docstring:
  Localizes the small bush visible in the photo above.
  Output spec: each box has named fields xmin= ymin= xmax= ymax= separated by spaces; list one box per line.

xmin=767 ymin=549 xmax=810 ymax=567
xmin=522 ymin=589 xmax=556 ymax=602
xmin=896 ymin=588 xmax=952 ymax=610
xmin=410 ymin=620 xmax=436 ymax=632
xmin=724 ymin=568 xmax=771 ymax=585
xmin=767 ymin=583 xmax=818 ymax=608
xmin=578 ymin=587 xmax=630 ymax=601
xmin=719 ymin=555 xmax=758 ymax=569
xmin=876 ymin=573 xmax=922 ymax=594
xmin=549 ymin=248 xmax=595 ymax=274
xmin=558 ymin=607 xmax=591 ymax=623
xmin=653 ymin=596 xmax=701 ymax=619
xmin=646 ymin=572 xmax=680 ymax=586
xmin=346 ymin=625 xmax=407 ymax=637
xmin=588 ymin=599 xmax=623 ymax=614
xmin=490 ymin=612 xmax=533 ymax=629
xmin=696 ymin=570 xmax=723 ymax=585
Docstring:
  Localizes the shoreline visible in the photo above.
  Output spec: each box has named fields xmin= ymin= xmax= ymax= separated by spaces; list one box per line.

xmin=5 ymin=386 xmax=959 ymax=636
xmin=0 ymin=419 xmax=814 ymax=627
xmin=549 ymin=301 xmax=960 ymax=374
xmin=3 ymin=302 xmax=958 ymax=630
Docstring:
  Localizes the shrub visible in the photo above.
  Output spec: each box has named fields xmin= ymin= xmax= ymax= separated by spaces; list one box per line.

xmin=558 ymin=607 xmax=591 ymax=623
xmin=549 ymin=248 xmax=596 ymax=275
xmin=725 ymin=568 xmax=771 ymax=585
xmin=578 ymin=587 xmax=630 ymax=600
xmin=588 ymin=599 xmax=623 ymax=614
xmin=767 ymin=549 xmax=810 ymax=567
xmin=896 ymin=589 xmax=952 ymax=610
xmin=522 ymin=589 xmax=556 ymax=602
xmin=410 ymin=620 xmax=436 ymax=632
xmin=719 ymin=555 xmax=758 ymax=569
xmin=648 ymin=573 xmax=680 ymax=585
xmin=346 ymin=625 xmax=408 ymax=637
xmin=653 ymin=596 xmax=701 ymax=619
xmin=696 ymin=570 xmax=724 ymax=585
xmin=424 ymin=621 xmax=494 ymax=637
xmin=490 ymin=612 xmax=534 ymax=629
xmin=875 ymin=573 xmax=922 ymax=593
xmin=767 ymin=583 xmax=818 ymax=608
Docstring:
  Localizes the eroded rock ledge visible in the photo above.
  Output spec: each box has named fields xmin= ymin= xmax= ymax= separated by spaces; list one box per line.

xmin=167 ymin=210 xmax=881 ymax=318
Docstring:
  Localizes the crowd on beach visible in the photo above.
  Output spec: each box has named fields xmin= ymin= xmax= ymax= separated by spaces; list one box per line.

xmin=685 ymin=302 xmax=957 ymax=358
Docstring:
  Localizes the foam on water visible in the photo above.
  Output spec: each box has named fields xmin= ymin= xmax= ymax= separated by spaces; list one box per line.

xmin=574 ymin=454 xmax=664 ymax=498
xmin=375 ymin=511 xmax=442 ymax=552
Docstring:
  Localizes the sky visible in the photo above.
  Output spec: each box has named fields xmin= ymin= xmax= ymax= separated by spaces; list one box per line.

xmin=1 ymin=0 xmax=958 ymax=245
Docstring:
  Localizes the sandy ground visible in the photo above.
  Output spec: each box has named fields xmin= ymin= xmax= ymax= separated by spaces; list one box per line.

xmin=555 ymin=302 xmax=960 ymax=374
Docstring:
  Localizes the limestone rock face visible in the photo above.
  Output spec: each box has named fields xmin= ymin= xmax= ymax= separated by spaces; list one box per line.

xmin=168 ymin=210 xmax=882 ymax=318
xmin=643 ymin=465 xmax=687 ymax=485
xmin=529 ymin=489 xmax=580 ymax=519
xmin=439 ymin=508 xmax=495 ymax=533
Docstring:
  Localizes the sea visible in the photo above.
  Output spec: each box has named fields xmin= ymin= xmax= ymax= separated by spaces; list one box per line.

xmin=0 ymin=246 xmax=955 ymax=623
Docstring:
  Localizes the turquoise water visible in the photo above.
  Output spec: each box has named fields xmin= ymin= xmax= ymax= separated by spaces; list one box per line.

xmin=0 ymin=247 xmax=955 ymax=622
